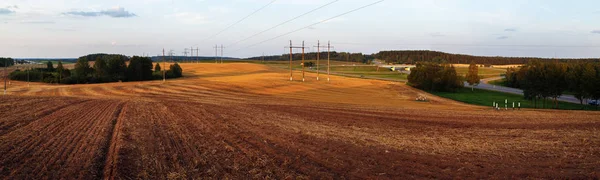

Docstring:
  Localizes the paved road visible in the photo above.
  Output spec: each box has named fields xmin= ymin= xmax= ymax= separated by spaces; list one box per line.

xmin=466 ymin=77 xmax=586 ymax=104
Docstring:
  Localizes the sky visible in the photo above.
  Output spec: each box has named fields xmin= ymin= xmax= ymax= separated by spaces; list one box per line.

xmin=1 ymin=0 xmax=600 ymax=58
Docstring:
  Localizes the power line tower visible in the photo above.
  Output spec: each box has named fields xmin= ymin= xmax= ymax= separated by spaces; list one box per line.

xmin=213 ymin=45 xmax=225 ymax=64
xmin=220 ymin=45 xmax=224 ymax=64
xmin=197 ymin=47 xmax=201 ymax=63
xmin=327 ymin=41 xmax=334 ymax=82
xmin=162 ymin=48 xmax=166 ymax=82
xmin=313 ymin=40 xmax=329 ymax=81
xmin=169 ymin=49 xmax=175 ymax=63
xmin=214 ymin=45 xmax=218 ymax=63
xmin=190 ymin=47 xmax=200 ymax=63
xmin=286 ymin=40 xmax=306 ymax=82
xmin=3 ymin=58 xmax=7 ymax=95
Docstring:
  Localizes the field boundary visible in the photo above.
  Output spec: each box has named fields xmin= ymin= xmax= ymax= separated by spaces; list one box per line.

xmin=101 ymin=102 xmax=127 ymax=180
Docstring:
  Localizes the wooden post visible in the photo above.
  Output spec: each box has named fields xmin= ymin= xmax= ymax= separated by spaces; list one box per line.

xmin=220 ymin=45 xmax=224 ymax=64
xmin=328 ymin=41 xmax=331 ymax=82
xmin=316 ymin=40 xmax=320 ymax=81
xmin=302 ymin=41 xmax=305 ymax=82
xmin=289 ymin=40 xmax=293 ymax=81
xmin=162 ymin=49 xmax=166 ymax=82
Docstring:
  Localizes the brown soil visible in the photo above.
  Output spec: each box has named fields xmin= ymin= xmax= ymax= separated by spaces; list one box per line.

xmin=0 ymin=63 xmax=599 ymax=179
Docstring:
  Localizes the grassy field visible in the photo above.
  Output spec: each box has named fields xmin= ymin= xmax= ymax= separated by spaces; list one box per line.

xmin=261 ymin=60 xmax=408 ymax=81
xmin=38 ymin=60 xmax=75 ymax=64
xmin=430 ymin=88 xmax=597 ymax=110
xmin=454 ymin=66 xmax=506 ymax=78
xmin=488 ymin=78 xmax=506 ymax=86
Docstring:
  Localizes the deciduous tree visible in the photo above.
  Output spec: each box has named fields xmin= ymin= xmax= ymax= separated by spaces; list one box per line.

xmin=465 ymin=61 xmax=480 ymax=91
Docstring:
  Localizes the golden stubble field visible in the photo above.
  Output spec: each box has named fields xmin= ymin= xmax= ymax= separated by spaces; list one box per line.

xmin=1 ymin=63 xmax=599 ymax=179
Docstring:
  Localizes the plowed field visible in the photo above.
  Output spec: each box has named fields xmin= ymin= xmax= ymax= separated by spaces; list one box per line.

xmin=1 ymin=63 xmax=599 ymax=179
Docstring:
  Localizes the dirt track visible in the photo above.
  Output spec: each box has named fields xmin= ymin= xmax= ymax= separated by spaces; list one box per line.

xmin=1 ymin=63 xmax=599 ymax=179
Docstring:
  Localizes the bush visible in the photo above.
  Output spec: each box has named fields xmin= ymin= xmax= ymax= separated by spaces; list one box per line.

xmin=304 ymin=62 xmax=314 ymax=67
xmin=127 ymin=56 xmax=154 ymax=81
xmin=152 ymin=71 xmax=163 ymax=80
xmin=408 ymin=62 xmax=463 ymax=92
xmin=167 ymin=63 xmax=183 ymax=78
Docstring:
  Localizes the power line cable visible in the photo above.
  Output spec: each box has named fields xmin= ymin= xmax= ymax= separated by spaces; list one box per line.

xmin=226 ymin=0 xmax=340 ymax=48
xmin=335 ymin=42 xmax=600 ymax=48
xmin=202 ymin=0 xmax=278 ymax=42
xmin=233 ymin=0 xmax=385 ymax=52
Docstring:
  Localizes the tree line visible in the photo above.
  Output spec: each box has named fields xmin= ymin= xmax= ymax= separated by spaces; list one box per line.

xmin=1 ymin=58 xmax=15 ymax=67
xmin=408 ymin=62 xmax=464 ymax=92
xmin=9 ymin=54 xmax=183 ymax=84
xmin=503 ymin=61 xmax=600 ymax=108
xmin=376 ymin=50 xmax=600 ymax=65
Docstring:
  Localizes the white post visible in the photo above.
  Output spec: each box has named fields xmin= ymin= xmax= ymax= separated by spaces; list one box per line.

xmin=505 ymin=99 xmax=508 ymax=110
xmin=512 ymin=102 xmax=515 ymax=110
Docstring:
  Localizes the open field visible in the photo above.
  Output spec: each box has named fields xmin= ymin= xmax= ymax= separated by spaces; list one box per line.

xmin=258 ymin=60 xmax=408 ymax=81
xmin=1 ymin=63 xmax=600 ymax=179
xmin=431 ymin=87 xmax=597 ymax=111
xmin=37 ymin=60 xmax=75 ymax=65
xmin=454 ymin=66 xmax=506 ymax=79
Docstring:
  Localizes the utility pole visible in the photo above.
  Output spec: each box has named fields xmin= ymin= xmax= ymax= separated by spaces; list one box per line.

xmin=4 ymin=58 xmax=7 ymax=95
xmin=347 ymin=52 xmax=349 ymax=64
xmin=302 ymin=41 xmax=305 ymax=82
xmin=27 ymin=64 xmax=30 ymax=87
xmin=58 ymin=61 xmax=61 ymax=85
xmin=220 ymin=45 xmax=224 ymax=64
xmin=169 ymin=50 xmax=175 ymax=63
xmin=196 ymin=47 xmax=199 ymax=63
xmin=214 ymin=45 xmax=218 ymax=63
xmin=327 ymin=41 xmax=334 ymax=82
xmin=212 ymin=45 xmax=225 ymax=64
xmin=317 ymin=41 xmax=320 ymax=81
xmin=162 ymin=48 xmax=166 ymax=82
xmin=289 ymin=41 xmax=293 ymax=81
xmin=262 ymin=52 xmax=264 ymax=63
xmin=287 ymin=41 xmax=307 ymax=82
xmin=314 ymin=40 xmax=329 ymax=81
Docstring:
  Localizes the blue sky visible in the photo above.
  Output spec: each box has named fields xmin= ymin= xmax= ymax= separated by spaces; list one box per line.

xmin=1 ymin=0 xmax=599 ymax=58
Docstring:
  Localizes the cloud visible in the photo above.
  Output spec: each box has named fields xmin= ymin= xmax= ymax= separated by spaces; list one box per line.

xmin=64 ymin=7 xmax=136 ymax=18
xmin=592 ymin=30 xmax=600 ymax=34
xmin=0 ymin=8 xmax=15 ymax=15
xmin=504 ymin=28 xmax=517 ymax=32
xmin=101 ymin=7 xmax=136 ymax=18
xmin=497 ymin=36 xmax=509 ymax=40
xmin=65 ymin=11 xmax=101 ymax=17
